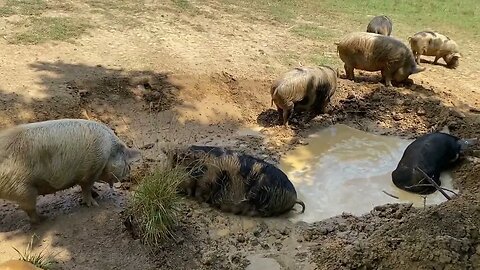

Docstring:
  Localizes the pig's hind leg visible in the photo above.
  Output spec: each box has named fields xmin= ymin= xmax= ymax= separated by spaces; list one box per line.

xmin=17 ymin=187 xmax=46 ymax=224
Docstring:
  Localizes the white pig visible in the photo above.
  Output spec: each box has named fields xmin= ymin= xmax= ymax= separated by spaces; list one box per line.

xmin=0 ymin=119 xmax=141 ymax=223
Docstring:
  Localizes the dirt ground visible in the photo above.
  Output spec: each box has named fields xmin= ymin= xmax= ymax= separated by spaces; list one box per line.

xmin=0 ymin=1 xmax=480 ymax=270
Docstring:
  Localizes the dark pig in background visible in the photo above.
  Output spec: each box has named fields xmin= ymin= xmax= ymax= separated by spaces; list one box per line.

xmin=366 ymin=15 xmax=393 ymax=36
xmin=163 ymin=145 xmax=306 ymax=217
xmin=391 ymin=132 xmax=477 ymax=194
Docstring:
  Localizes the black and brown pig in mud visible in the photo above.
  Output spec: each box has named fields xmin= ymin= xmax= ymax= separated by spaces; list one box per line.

xmin=163 ymin=145 xmax=305 ymax=217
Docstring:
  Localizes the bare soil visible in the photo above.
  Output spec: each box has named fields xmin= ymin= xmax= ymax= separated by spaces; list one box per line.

xmin=0 ymin=2 xmax=479 ymax=270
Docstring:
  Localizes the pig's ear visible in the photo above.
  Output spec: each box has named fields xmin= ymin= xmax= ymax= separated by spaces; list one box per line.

xmin=125 ymin=147 xmax=142 ymax=162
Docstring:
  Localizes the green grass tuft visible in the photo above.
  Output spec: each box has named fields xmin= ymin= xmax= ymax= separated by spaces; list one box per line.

xmin=126 ymin=166 xmax=187 ymax=246
xmin=11 ymin=17 xmax=90 ymax=45
xmin=12 ymin=234 xmax=57 ymax=270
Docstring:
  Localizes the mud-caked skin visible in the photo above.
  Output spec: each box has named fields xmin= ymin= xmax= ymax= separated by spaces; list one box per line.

xmin=408 ymin=31 xmax=461 ymax=69
xmin=0 ymin=119 xmax=141 ymax=224
xmin=366 ymin=15 xmax=393 ymax=36
xmin=336 ymin=32 xmax=426 ymax=87
xmin=270 ymin=65 xmax=337 ymax=126
xmin=165 ymin=145 xmax=306 ymax=217
xmin=392 ymin=132 xmax=477 ymax=194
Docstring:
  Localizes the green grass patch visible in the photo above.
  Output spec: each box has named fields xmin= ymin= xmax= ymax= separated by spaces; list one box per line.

xmin=86 ymin=0 xmax=145 ymax=13
xmin=172 ymin=0 xmax=193 ymax=10
xmin=309 ymin=53 xmax=341 ymax=68
xmin=11 ymin=16 xmax=90 ymax=45
xmin=126 ymin=166 xmax=186 ymax=246
xmin=215 ymin=0 xmax=480 ymax=38
xmin=0 ymin=6 xmax=15 ymax=17
xmin=12 ymin=234 xmax=57 ymax=270
xmin=325 ymin=0 xmax=480 ymax=38
xmin=290 ymin=24 xmax=334 ymax=41
xmin=220 ymin=0 xmax=300 ymax=23
xmin=0 ymin=0 xmax=48 ymax=16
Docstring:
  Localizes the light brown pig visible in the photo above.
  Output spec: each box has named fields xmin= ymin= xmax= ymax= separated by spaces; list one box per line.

xmin=336 ymin=32 xmax=426 ymax=87
xmin=408 ymin=31 xmax=461 ymax=69
xmin=270 ymin=65 xmax=337 ymax=126
xmin=0 ymin=119 xmax=141 ymax=224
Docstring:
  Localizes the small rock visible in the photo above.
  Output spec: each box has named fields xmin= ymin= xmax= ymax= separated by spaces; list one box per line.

xmin=347 ymin=92 xmax=356 ymax=99
xmin=237 ymin=234 xmax=246 ymax=243
xmin=416 ymin=108 xmax=426 ymax=116
xmin=318 ymin=228 xmax=328 ymax=235
xmin=78 ymin=89 xmax=89 ymax=97
xmin=175 ymin=237 xmax=185 ymax=245
xmin=448 ymin=121 xmax=459 ymax=130
xmin=392 ymin=113 xmax=403 ymax=121
xmin=451 ymin=110 xmax=466 ymax=118
xmin=201 ymin=251 xmax=216 ymax=265
xmin=280 ymin=227 xmax=291 ymax=236
xmin=469 ymin=107 xmax=480 ymax=113
xmin=298 ymin=139 xmax=308 ymax=146
xmin=374 ymin=205 xmax=387 ymax=212
xmin=394 ymin=98 xmax=403 ymax=105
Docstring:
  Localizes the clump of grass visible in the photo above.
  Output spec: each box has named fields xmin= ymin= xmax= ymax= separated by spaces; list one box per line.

xmin=126 ymin=166 xmax=187 ymax=246
xmin=12 ymin=234 xmax=57 ymax=270
xmin=11 ymin=17 xmax=90 ymax=45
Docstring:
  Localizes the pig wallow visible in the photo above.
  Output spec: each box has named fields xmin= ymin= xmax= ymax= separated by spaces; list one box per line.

xmin=408 ymin=31 xmax=461 ymax=69
xmin=391 ymin=132 xmax=477 ymax=195
xmin=0 ymin=119 xmax=141 ymax=223
xmin=366 ymin=15 xmax=393 ymax=36
xmin=164 ymin=145 xmax=305 ymax=217
xmin=270 ymin=65 xmax=337 ymax=126
xmin=336 ymin=32 xmax=425 ymax=87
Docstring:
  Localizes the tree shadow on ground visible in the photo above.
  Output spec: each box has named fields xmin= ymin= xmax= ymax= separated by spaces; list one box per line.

xmin=0 ymin=61 xmax=259 ymax=269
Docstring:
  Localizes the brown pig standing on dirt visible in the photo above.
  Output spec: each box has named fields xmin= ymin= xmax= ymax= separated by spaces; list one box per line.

xmin=336 ymin=32 xmax=426 ymax=87
xmin=270 ymin=65 xmax=337 ymax=126
xmin=163 ymin=145 xmax=305 ymax=217
xmin=366 ymin=15 xmax=393 ymax=36
xmin=408 ymin=31 xmax=461 ymax=69
xmin=0 ymin=119 xmax=141 ymax=224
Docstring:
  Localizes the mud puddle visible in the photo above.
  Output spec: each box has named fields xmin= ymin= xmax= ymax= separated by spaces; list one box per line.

xmin=280 ymin=124 xmax=457 ymax=223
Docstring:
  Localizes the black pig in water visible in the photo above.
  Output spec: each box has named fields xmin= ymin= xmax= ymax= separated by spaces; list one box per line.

xmin=163 ymin=145 xmax=305 ymax=217
xmin=392 ymin=132 xmax=477 ymax=194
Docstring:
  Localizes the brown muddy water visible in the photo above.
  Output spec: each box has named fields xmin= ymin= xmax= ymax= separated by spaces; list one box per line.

xmin=280 ymin=124 xmax=457 ymax=224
